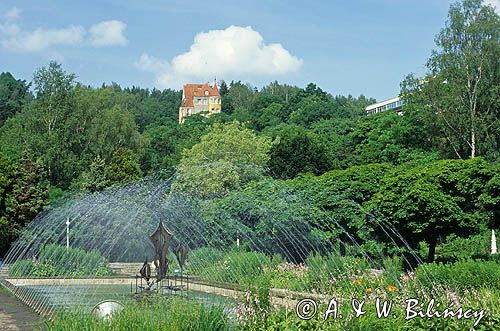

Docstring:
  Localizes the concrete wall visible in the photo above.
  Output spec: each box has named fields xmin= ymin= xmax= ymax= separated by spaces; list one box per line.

xmin=109 ymin=262 xmax=143 ymax=277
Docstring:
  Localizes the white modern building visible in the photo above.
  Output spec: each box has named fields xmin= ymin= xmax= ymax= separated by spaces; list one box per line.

xmin=365 ymin=97 xmax=404 ymax=116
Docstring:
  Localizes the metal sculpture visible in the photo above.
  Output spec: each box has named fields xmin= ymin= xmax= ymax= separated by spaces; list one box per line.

xmin=174 ymin=242 xmax=189 ymax=272
xmin=149 ymin=220 xmax=172 ymax=280
xmin=132 ymin=221 xmax=190 ymax=297
xmin=139 ymin=260 xmax=151 ymax=282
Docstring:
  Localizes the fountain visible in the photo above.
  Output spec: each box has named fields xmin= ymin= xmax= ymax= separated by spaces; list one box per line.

xmin=0 ymin=174 xmax=437 ymax=322
xmin=133 ymin=220 xmax=189 ymax=297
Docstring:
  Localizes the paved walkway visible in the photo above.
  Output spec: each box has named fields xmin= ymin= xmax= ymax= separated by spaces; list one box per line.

xmin=0 ymin=289 xmax=41 ymax=331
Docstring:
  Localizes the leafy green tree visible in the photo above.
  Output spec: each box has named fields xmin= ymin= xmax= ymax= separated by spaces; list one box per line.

xmin=288 ymin=95 xmax=336 ymax=127
xmin=105 ymin=148 xmax=143 ymax=185
xmin=122 ymin=86 xmax=181 ymax=132
xmin=369 ymin=158 xmax=495 ymax=262
xmin=479 ymin=167 xmax=500 ymax=230
xmin=0 ymin=152 xmax=14 ymax=255
xmin=268 ymin=125 xmax=330 ymax=179
xmin=33 ymin=62 xmax=76 ymax=185
xmin=0 ymin=72 xmax=32 ymax=126
xmin=296 ymin=83 xmax=331 ymax=102
xmin=253 ymin=102 xmax=284 ymax=131
xmin=0 ymin=152 xmax=14 ymax=215
xmin=0 ymin=62 xmax=78 ymax=187
xmin=403 ymin=0 xmax=500 ymax=160
xmin=260 ymin=81 xmax=301 ymax=105
xmin=172 ymin=121 xmax=272 ymax=199
xmin=311 ymin=118 xmax=357 ymax=169
xmin=209 ymin=178 xmax=331 ymax=262
xmin=349 ymin=111 xmax=436 ymax=165
xmin=227 ymin=81 xmax=255 ymax=110
xmin=223 ymin=81 xmax=255 ymax=121
xmin=9 ymin=151 xmax=49 ymax=240
xmin=72 ymin=155 xmax=110 ymax=192
xmin=332 ymin=94 xmax=375 ymax=118
xmin=88 ymin=105 xmax=141 ymax=162
xmin=289 ymin=163 xmax=394 ymax=257
xmin=219 ymin=80 xmax=229 ymax=97
xmin=143 ymin=115 xmax=209 ymax=174
xmin=32 ymin=61 xmax=75 ymax=136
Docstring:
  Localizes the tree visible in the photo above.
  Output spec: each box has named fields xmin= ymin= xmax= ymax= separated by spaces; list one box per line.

xmin=209 ymin=178 xmax=331 ymax=262
xmin=143 ymin=115 xmax=210 ymax=174
xmin=297 ymin=83 xmax=331 ymax=102
xmin=72 ymin=155 xmax=110 ymax=192
xmin=405 ymin=0 xmax=500 ymax=160
xmin=0 ymin=75 xmax=146 ymax=189
xmin=0 ymin=152 xmax=14 ymax=255
xmin=349 ymin=111 xmax=436 ymax=165
xmin=33 ymin=61 xmax=76 ymax=134
xmin=219 ymin=80 xmax=229 ymax=97
xmin=105 ymin=148 xmax=143 ymax=185
xmin=260 ymin=81 xmax=301 ymax=105
xmin=369 ymin=158 xmax=495 ymax=262
xmin=227 ymin=81 xmax=255 ymax=111
xmin=0 ymin=72 xmax=31 ymax=126
xmin=172 ymin=121 xmax=272 ymax=199
xmin=290 ymin=163 xmax=395 ymax=257
xmin=13 ymin=62 xmax=77 ymax=186
xmin=310 ymin=118 xmax=357 ymax=169
xmin=479 ymin=167 xmax=500 ymax=230
xmin=288 ymin=95 xmax=336 ymax=126
xmin=252 ymin=102 xmax=284 ymax=131
xmin=268 ymin=125 xmax=330 ymax=179
xmin=9 ymin=151 xmax=49 ymax=241
xmin=88 ymin=105 xmax=141 ymax=162
xmin=0 ymin=152 xmax=14 ymax=215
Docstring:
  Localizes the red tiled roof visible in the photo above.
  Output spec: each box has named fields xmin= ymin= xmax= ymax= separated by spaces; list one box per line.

xmin=181 ymin=83 xmax=220 ymax=107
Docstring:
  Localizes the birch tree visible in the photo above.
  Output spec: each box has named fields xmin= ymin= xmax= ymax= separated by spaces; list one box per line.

xmin=425 ymin=0 xmax=499 ymax=159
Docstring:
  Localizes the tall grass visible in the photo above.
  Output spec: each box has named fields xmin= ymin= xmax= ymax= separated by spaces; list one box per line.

xmin=9 ymin=244 xmax=111 ymax=277
xmin=45 ymin=297 xmax=230 ymax=331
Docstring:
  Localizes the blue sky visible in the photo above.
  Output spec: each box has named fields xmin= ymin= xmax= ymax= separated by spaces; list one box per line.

xmin=1 ymin=0 xmax=494 ymax=101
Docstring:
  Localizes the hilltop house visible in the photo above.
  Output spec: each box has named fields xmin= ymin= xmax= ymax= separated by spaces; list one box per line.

xmin=179 ymin=82 xmax=221 ymax=123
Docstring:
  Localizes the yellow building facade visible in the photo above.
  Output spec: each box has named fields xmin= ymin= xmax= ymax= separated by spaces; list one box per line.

xmin=179 ymin=82 xmax=221 ymax=123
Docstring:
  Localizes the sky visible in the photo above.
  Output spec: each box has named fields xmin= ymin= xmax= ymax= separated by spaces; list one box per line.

xmin=0 ymin=0 xmax=499 ymax=101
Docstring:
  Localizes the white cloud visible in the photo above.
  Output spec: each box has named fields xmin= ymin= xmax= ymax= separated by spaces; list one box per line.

xmin=136 ymin=25 xmax=303 ymax=88
xmin=89 ymin=20 xmax=128 ymax=47
xmin=0 ymin=8 xmax=128 ymax=52
xmin=2 ymin=25 xmax=85 ymax=52
xmin=135 ymin=53 xmax=169 ymax=73
xmin=484 ymin=0 xmax=500 ymax=13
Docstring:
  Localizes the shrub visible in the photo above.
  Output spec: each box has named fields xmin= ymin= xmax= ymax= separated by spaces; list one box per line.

xmin=436 ymin=232 xmax=491 ymax=262
xmin=416 ymin=259 xmax=500 ymax=292
xmin=196 ymin=249 xmax=272 ymax=284
xmin=306 ymin=253 xmax=370 ymax=293
xmin=9 ymin=244 xmax=111 ymax=277
xmin=188 ymin=247 xmax=226 ymax=274
xmin=9 ymin=259 xmax=35 ymax=277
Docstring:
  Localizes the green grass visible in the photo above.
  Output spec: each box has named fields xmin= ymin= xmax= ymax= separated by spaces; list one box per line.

xmin=44 ymin=296 xmax=230 ymax=331
xmin=0 ymin=284 xmax=14 ymax=297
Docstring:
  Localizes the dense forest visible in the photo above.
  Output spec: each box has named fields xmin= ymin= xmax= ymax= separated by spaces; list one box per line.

xmin=0 ymin=0 xmax=498 ymax=264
